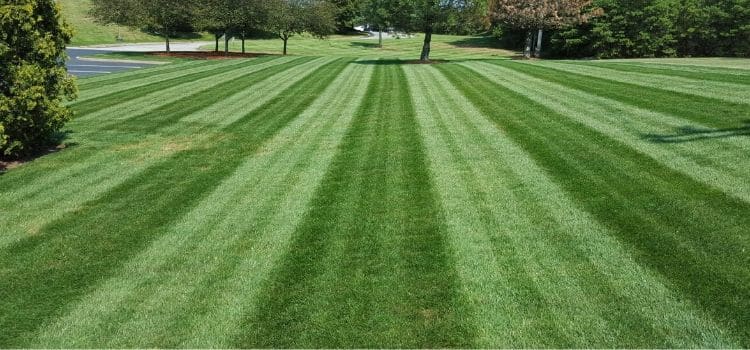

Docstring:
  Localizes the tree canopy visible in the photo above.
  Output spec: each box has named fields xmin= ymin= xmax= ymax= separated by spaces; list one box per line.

xmin=90 ymin=0 xmax=198 ymax=52
xmin=264 ymin=0 xmax=337 ymax=55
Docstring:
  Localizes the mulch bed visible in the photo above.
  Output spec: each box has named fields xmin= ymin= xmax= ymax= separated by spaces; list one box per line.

xmin=0 ymin=144 xmax=68 ymax=173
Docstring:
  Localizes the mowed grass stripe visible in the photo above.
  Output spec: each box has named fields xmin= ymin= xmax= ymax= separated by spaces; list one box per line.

xmin=72 ymin=56 xmax=297 ymax=125
xmin=177 ymin=56 xmax=338 ymax=127
xmin=0 ymin=58 xmax=314 ymax=251
xmin=536 ymin=61 xmax=750 ymax=105
xmin=0 ymin=58 xmax=352 ymax=347
xmin=233 ymin=62 xmax=473 ymax=348
xmin=70 ymin=58 xmax=253 ymax=115
xmin=106 ymin=56 xmax=323 ymax=132
xmin=72 ymin=59 xmax=233 ymax=103
xmin=479 ymin=61 xmax=750 ymax=203
xmin=571 ymin=61 xmax=750 ymax=85
xmin=601 ymin=58 xmax=750 ymax=70
xmin=0 ymin=134 xmax=205 ymax=250
xmin=76 ymin=60 xmax=210 ymax=90
xmin=509 ymin=61 xmax=749 ymax=128
xmin=439 ymin=63 xmax=750 ymax=345
xmin=30 ymin=61 xmax=374 ymax=348
xmin=406 ymin=65 xmax=732 ymax=347
xmin=591 ymin=61 xmax=750 ymax=76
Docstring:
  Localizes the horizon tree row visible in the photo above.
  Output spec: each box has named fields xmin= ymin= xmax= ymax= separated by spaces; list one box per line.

xmin=89 ymin=0 xmax=338 ymax=55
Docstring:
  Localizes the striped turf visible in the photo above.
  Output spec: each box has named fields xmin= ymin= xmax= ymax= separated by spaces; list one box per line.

xmin=1 ymin=56 xmax=748 ymax=347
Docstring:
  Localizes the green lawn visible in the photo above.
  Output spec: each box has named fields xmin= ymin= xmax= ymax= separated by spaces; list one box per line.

xmin=208 ymin=34 xmax=516 ymax=59
xmin=1 ymin=54 xmax=749 ymax=347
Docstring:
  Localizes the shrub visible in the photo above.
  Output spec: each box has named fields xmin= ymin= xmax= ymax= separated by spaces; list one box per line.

xmin=0 ymin=0 xmax=77 ymax=159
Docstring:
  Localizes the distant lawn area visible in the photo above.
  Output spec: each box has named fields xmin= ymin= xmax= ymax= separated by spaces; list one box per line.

xmin=1 ymin=51 xmax=749 ymax=347
xmin=58 ymin=0 xmax=210 ymax=46
xmin=204 ymin=34 xmax=516 ymax=59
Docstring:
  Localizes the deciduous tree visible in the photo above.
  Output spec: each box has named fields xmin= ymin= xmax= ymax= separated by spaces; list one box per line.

xmin=90 ymin=0 xmax=197 ymax=52
xmin=265 ymin=0 xmax=336 ymax=55
xmin=368 ymin=0 xmax=482 ymax=61
xmin=361 ymin=0 xmax=394 ymax=47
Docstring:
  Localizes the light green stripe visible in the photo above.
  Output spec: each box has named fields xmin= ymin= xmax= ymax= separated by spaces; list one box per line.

xmin=533 ymin=61 xmax=750 ymax=105
xmin=76 ymin=60 xmax=208 ymax=87
xmin=177 ymin=57 xmax=338 ymax=127
xmin=465 ymin=61 xmax=750 ymax=203
xmin=0 ymin=133 xmax=212 ymax=250
xmin=73 ymin=57 xmax=295 ymax=126
xmin=405 ymin=64 xmax=734 ymax=347
xmin=31 ymin=61 xmax=374 ymax=348
xmin=591 ymin=58 xmax=750 ymax=70
xmin=75 ymin=60 xmax=244 ymax=103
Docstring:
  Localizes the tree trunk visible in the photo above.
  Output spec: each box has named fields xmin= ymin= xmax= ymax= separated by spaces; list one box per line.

xmin=214 ymin=33 xmax=220 ymax=52
xmin=224 ymin=33 xmax=230 ymax=55
xmin=523 ymin=30 xmax=533 ymax=58
xmin=420 ymin=26 xmax=433 ymax=61
xmin=534 ymin=28 xmax=543 ymax=58
xmin=241 ymin=32 xmax=245 ymax=54
xmin=378 ymin=28 xmax=383 ymax=48
xmin=165 ymin=33 xmax=170 ymax=53
xmin=282 ymin=36 xmax=288 ymax=55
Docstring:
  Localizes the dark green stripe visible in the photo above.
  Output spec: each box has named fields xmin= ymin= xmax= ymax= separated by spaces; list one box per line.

xmin=425 ymin=90 xmax=572 ymax=346
xmin=70 ymin=59 xmax=269 ymax=117
xmin=499 ymin=61 xmax=750 ymax=129
xmin=439 ymin=63 xmax=750 ymax=346
xmin=76 ymin=61 xmax=217 ymax=90
xmin=0 ymin=58 xmax=352 ymax=347
xmin=574 ymin=62 xmax=750 ymax=85
xmin=233 ymin=62 xmax=474 ymax=348
xmin=105 ymin=57 xmax=316 ymax=133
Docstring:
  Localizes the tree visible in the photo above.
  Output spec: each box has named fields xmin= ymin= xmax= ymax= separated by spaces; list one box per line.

xmin=326 ymin=0 xmax=361 ymax=32
xmin=194 ymin=0 xmax=230 ymax=52
xmin=489 ymin=0 xmax=599 ymax=58
xmin=361 ymin=0 xmax=393 ymax=47
xmin=0 ymin=0 xmax=77 ymax=158
xmin=195 ymin=0 xmax=269 ymax=54
xmin=589 ymin=0 xmax=678 ymax=58
xmin=370 ymin=0 xmax=483 ymax=61
xmin=90 ymin=0 xmax=197 ymax=52
xmin=233 ymin=0 xmax=270 ymax=53
xmin=265 ymin=0 xmax=336 ymax=55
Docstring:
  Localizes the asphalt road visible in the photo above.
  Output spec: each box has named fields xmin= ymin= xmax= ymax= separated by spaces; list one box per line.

xmin=66 ymin=48 xmax=157 ymax=77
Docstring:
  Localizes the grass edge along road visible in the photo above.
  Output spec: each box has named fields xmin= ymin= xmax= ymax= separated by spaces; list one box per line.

xmin=1 ymin=56 xmax=749 ymax=347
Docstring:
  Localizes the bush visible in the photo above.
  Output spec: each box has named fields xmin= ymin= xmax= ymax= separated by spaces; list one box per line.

xmin=0 ymin=0 xmax=77 ymax=159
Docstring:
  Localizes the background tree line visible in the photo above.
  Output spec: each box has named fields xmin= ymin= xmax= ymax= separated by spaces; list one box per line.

xmin=489 ymin=0 xmax=750 ymax=58
xmin=89 ymin=0 xmax=338 ymax=55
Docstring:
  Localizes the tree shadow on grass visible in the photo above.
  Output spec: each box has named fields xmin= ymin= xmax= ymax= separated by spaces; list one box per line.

xmin=0 ymin=131 xmax=75 ymax=175
xmin=353 ymin=59 xmax=463 ymax=65
xmin=643 ymin=120 xmax=750 ymax=143
xmin=350 ymin=41 xmax=380 ymax=49
xmin=447 ymin=35 xmax=505 ymax=49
